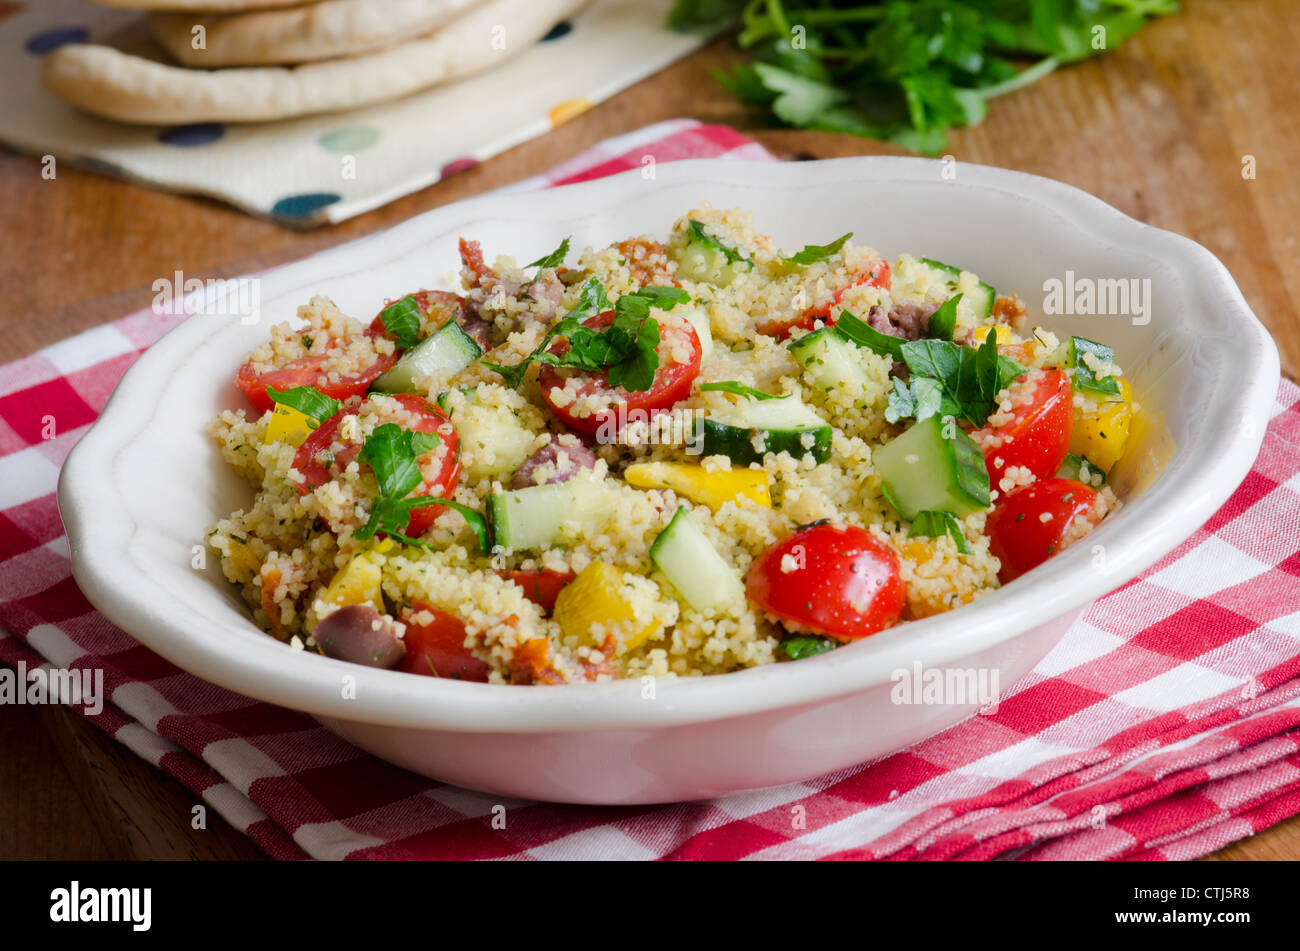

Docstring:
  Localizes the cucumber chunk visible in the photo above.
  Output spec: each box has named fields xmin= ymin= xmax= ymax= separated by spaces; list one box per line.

xmin=674 ymin=220 xmax=753 ymax=287
xmin=700 ymin=395 xmax=832 ymax=465
xmin=489 ymin=479 xmax=610 ymax=553
xmin=372 ymin=319 xmax=483 ymax=393
xmin=874 ymin=414 xmax=989 ymax=519
xmin=919 ymin=257 xmax=995 ymax=321
xmin=649 ymin=507 xmax=743 ymax=615
xmin=788 ymin=326 xmax=876 ymax=401
xmin=678 ymin=305 xmax=715 ymax=360
xmin=1056 ymin=452 xmax=1106 ymax=486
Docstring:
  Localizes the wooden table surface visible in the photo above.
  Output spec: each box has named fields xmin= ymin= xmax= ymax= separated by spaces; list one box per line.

xmin=2 ymin=0 xmax=1297 ymax=861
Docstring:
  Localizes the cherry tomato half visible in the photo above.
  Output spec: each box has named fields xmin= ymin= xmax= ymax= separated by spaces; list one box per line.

xmin=746 ymin=523 xmax=906 ymax=641
xmin=497 ymin=569 xmax=575 ymax=616
xmin=292 ymin=393 xmax=459 ymax=537
xmin=986 ymin=478 xmax=1100 ymax=583
xmin=758 ymin=259 xmax=891 ymax=340
xmin=235 ymin=326 xmax=397 ymax=415
xmin=975 ymin=368 xmax=1073 ymax=487
xmin=538 ymin=310 xmax=702 ymax=438
xmin=397 ymin=602 xmax=489 ymax=682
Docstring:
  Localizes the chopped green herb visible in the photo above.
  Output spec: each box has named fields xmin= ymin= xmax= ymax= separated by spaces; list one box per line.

xmin=898 ymin=329 xmax=1027 ymax=428
xmin=926 ymin=294 xmax=961 ymax=342
xmin=525 ymin=236 xmax=571 ymax=270
xmin=378 ymin=295 xmax=422 ymax=350
xmin=700 ymin=380 xmax=786 ymax=401
xmin=782 ymin=635 xmax=837 ymax=660
xmin=1061 ymin=335 xmax=1122 ymax=398
xmin=266 ymin=385 xmax=341 ymax=428
xmin=832 ymin=309 xmax=903 ymax=361
xmin=784 ymin=232 xmax=853 ymax=265
xmin=485 ymin=280 xmax=688 ymax=393
xmin=301 ymin=335 xmax=314 ymax=349
xmin=909 ymin=510 xmax=970 ymax=554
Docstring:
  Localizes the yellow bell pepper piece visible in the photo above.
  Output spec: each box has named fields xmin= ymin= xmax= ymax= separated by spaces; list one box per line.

xmin=624 ymin=461 xmax=771 ymax=512
xmin=320 ymin=553 xmax=386 ymax=614
xmin=264 ymin=403 xmax=315 ymax=447
xmin=553 ymin=562 xmax=659 ymax=652
xmin=1070 ymin=377 xmax=1134 ymax=473
xmin=992 ymin=325 xmax=1014 ymax=346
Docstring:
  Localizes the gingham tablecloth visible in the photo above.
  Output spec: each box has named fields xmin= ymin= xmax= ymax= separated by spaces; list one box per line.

xmin=2 ymin=120 xmax=1298 ymax=861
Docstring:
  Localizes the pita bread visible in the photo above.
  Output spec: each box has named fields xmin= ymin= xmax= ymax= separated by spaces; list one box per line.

xmin=150 ymin=0 xmax=485 ymax=67
xmin=42 ymin=0 xmax=588 ymax=125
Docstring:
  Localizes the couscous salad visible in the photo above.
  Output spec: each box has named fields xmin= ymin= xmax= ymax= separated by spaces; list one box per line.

xmin=208 ymin=207 xmax=1131 ymax=684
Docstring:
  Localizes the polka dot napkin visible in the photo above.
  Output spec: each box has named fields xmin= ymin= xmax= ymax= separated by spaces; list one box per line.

xmin=0 ymin=0 xmax=703 ymax=227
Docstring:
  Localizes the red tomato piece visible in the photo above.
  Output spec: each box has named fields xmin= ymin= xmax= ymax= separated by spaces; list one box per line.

xmin=397 ymin=603 xmax=490 ymax=682
xmin=235 ymin=327 xmax=397 ymax=414
xmin=537 ymin=310 xmax=702 ymax=438
xmin=292 ymin=393 xmax=459 ymax=537
xmin=986 ymin=478 xmax=1100 ymax=583
xmin=758 ymin=258 xmax=891 ymax=340
xmin=497 ymin=569 xmax=575 ymax=615
xmin=975 ymin=368 xmax=1073 ymax=487
xmin=745 ymin=524 xmax=906 ymax=641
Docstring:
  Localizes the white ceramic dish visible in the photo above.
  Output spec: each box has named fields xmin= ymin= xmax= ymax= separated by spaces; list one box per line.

xmin=59 ymin=157 xmax=1279 ymax=804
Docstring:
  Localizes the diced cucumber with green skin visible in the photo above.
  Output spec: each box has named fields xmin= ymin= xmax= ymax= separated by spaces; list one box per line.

xmin=678 ymin=305 xmax=714 ymax=360
xmin=649 ymin=506 xmax=744 ymax=615
xmin=919 ymin=257 xmax=995 ymax=321
xmin=448 ymin=400 xmax=535 ymax=481
xmin=1055 ymin=336 xmax=1121 ymax=398
xmin=1056 ymin=452 xmax=1106 ymax=486
xmin=874 ymin=414 xmax=989 ymax=519
xmin=675 ymin=220 xmax=753 ymax=286
xmin=788 ymin=326 xmax=875 ymax=401
xmin=699 ymin=395 xmax=833 ymax=465
xmin=372 ymin=320 xmax=483 ymax=393
xmin=489 ymin=480 xmax=610 ymax=553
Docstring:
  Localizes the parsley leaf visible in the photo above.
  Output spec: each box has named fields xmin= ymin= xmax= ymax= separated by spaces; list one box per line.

xmin=359 ymin=423 xmax=426 ymax=498
xmin=378 ymin=295 xmax=422 ymax=350
xmin=486 ymin=281 xmax=688 ymax=393
xmin=351 ymin=423 xmax=449 ymax=546
xmin=909 ymin=510 xmax=970 ymax=554
xmin=525 ymin=236 xmax=570 ymax=270
xmin=785 ymin=232 xmax=853 ymax=265
xmin=831 ymin=309 xmax=903 ymax=361
xmin=266 ymin=385 xmax=341 ymax=428
xmin=700 ymin=381 xmax=786 ymax=401
xmin=782 ymin=635 xmax=837 ymax=660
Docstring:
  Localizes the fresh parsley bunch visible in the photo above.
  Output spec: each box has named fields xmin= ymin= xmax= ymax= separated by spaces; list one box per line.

xmin=668 ymin=0 xmax=1179 ymax=154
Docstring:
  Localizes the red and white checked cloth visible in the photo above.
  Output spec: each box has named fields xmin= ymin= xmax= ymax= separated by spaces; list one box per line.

xmin=2 ymin=119 xmax=1298 ymax=861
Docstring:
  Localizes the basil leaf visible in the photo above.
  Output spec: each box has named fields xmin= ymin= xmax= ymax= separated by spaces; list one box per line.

xmin=266 ymin=385 xmax=341 ymax=428
xmin=410 ymin=431 xmax=441 ymax=456
xmin=831 ymin=309 xmax=904 ymax=361
xmin=700 ymin=381 xmax=785 ymax=401
xmin=423 ymin=498 xmax=490 ymax=552
xmin=784 ymin=232 xmax=853 ymax=265
xmin=378 ymin=295 xmax=422 ymax=350
xmin=782 ymin=635 xmax=837 ymax=660
xmin=688 ymin=219 xmax=753 ymax=267
xmin=525 ymin=236 xmax=570 ymax=270
xmin=909 ymin=510 xmax=970 ymax=554
xmin=926 ymin=293 xmax=961 ymax=341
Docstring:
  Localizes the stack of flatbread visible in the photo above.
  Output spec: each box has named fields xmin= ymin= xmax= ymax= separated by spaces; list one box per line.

xmin=41 ymin=0 xmax=590 ymax=124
